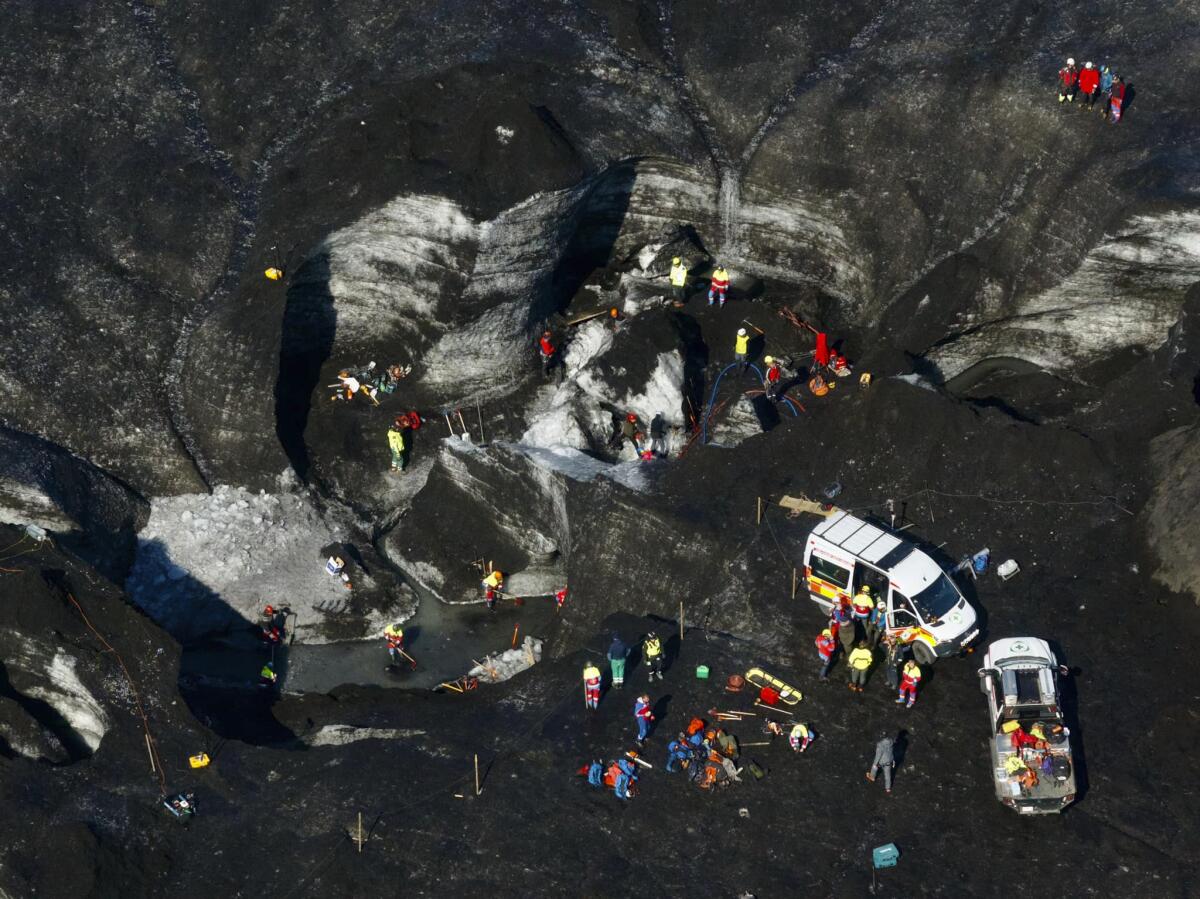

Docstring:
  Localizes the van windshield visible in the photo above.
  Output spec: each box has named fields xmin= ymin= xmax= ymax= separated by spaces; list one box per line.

xmin=911 ymin=574 xmax=961 ymax=620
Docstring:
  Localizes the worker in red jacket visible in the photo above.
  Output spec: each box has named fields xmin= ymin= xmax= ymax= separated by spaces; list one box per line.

xmin=1057 ymin=58 xmax=1079 ymax=103
xmin=1077 ymin=61 xmax=1100 ymax=109
xmin=537 ymin=330 xmax=556 ymax=377
xmin=897 ymin=660 xmax=922 ymax=708
xmin=708 ymin=264 xmax=730 ymax=308
xmin=815 ymin=627 xmax=838 ymax=680
xmin=1108 ymin=76 xmax=1126 ymax=124
xmin=763 ymin=356 xmax=783 ymax=399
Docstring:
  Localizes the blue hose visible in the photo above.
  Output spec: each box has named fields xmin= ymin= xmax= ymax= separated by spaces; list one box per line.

xmin=701 ymin=362 xmax=779 ymax=444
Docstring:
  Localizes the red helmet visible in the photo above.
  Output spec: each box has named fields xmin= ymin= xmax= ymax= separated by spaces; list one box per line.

xmin=264 ymin=605 xmax=274 ymax=615
xmin=627 ymin=413 xmax=637 ymax=422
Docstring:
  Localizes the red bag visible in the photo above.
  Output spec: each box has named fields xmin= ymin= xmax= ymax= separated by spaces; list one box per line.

xmin=407 ymin=412 xmax=422 ymax=430
xmin=759 ymin=687 xmax=781 ymax=705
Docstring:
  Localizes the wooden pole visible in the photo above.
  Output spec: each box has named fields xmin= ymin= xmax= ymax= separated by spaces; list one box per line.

xmin=756 ymin=497 xmax=763 ymax=525
xmin=357 ymin=812 xmax=364 ymax=853
xmin=740 ymin=741 xmax=771 ymax=747
xmin=477 ymin=401 xmax=485 ymax=444
xmin=474 ymin=754 xmax=481 ymax=796
xmin=679 ymin=601 xmax=684 ymax=642
xmin=145 ymin=734 xmax=156 ymax=774
xmin=791 ymin=567 xmax=798 ymax=599
xmin=754 ymin=700 xmax=795 ymax=716
xmin=444 ymin=411 xmax=454 ymax=434
xmin=511 ymin=624 xmax=520 ymax=649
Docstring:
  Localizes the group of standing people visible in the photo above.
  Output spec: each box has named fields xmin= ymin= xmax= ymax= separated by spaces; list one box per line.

xmin=1056 ymin=58 xmax=1127 ymax=124
xmin=668 ymin=257 xmax=730 ymax=308
xmin=815 ymin=586 xmax=923 ymax=707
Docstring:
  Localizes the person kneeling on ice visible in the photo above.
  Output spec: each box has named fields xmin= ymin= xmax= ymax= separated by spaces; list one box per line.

xmin=482 ymin=569 xmax=504 ymax=610
xmin=789 ymin=722 xmax=815 ymax=753
xmin=613 ymin=754 xmax=639 ymax=799
xmin=384 ymin=624 xmax=405 ymax=665
xmin=325 ymin=555 xmax=352 ymax=589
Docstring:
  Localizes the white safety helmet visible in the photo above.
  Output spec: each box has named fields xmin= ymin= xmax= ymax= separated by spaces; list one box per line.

xmin=1085 ymin=61 xmax=1094 ymax=69
xmin=737 ymin=328 xmax=747 ymax=336
xmin=1066 ymin=57 xmax=1075 ymax=66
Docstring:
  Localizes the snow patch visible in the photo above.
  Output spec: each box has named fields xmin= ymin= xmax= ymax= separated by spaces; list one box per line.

xmin=930 ymin=211 xmax=1200 ymax=377
xmin=125 ymin=480 xmax=400 ymax=644
xmin=494 ymin=125 xmax=515 ymax=144
xmin=24 ymin=652 xmax=109 ymax=753
xmin=306 ymin=725 xmax=427 ymax=747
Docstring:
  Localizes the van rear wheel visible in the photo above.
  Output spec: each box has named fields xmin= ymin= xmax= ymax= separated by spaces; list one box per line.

xmin=913 ymin=642 xmax=936 ymax=666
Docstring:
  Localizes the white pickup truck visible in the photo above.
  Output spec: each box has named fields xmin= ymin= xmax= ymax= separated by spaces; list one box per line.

xmin=977 ymin=638 xmax=1077 ymax=814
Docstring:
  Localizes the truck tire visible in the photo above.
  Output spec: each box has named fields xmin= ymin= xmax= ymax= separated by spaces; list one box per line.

xmin=913 ymin=641 xmax=936 ymax=666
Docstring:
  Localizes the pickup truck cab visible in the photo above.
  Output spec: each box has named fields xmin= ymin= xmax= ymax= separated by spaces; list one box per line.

xmin=802 ymin=510 xmax=979 ymax=664
xmin=978 ymin=637 xmax=1077 ymax=813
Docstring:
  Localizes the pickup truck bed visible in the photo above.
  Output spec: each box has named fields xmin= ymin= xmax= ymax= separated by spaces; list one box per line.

xmin=991 ymin=735 xmax=1075 ymax=810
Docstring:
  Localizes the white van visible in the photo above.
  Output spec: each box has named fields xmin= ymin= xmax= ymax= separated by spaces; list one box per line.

xmin=802 ymin=510 xmax=979 ymax=664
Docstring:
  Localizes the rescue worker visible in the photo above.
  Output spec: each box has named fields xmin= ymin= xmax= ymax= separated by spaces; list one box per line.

xmin=614 ymin=753 xmax=638 ymax=799
xmin=831 ymin=601 xmax=855 ymax=654
xmin=883 ymin=634 xmax=906 ymax=692
xmin=866 ymin=599 xmax=886 ymax=647
xmin=1078 ymin=61 xmax=1100 ymax=109
xmin=815 ymin=627 xmax=838 ymax=680
xmin=1109 ymin=75 xmax=1126 ymax=124
xmin=554 ymin=586 xmax=567 ymax=611
xmin=851 ymin=585 xmax=874 ymax=624
xmin=325 ymin=555 xmax=352 ymax=589
xmin=537 ymin=330 xmax=556 ymax=377
xmin=668 ymin=256 xmax=689 ymax=305
xmin=384 ymin=623 xmax=404 ymax=666
xmin=708 ymin=263 xmax=730 ymax=307
xmin=264 ymin=266 xmax=285 ymax=281
xmin=482 ymin=569 xmax=504 ymax=611
xmin=1097 ymin=64 xmax=1115 ymax=116
xmin=865 ymin=731 xmax=896 ymax=794
xmin=847 ymin=641 xmax=874 ymax=692
xmin=649 ymin=413 xmax=667 ymax=457
xmin=634 ymin=694 xmax=655 ymax=744
xmin=259 ymin=662 xmax=277 ymax=687
xmin=329 ymin=365 xmax=378 ymax=403
xmin=734 ymin=328 xmax=750 ymax=369
xmin=1057 ymin=57 xmax=1079 ymax=103
xmin=789 ymin=722 xmax=815 ymax=753
xmin=259 ymin=604 xmax=280 ymax=642
xmin=387 ymin=423 xmax=406 ymax=472
xmin=607 ymin=632 xmax=628 ymax=689
xmin=620 ymin=412 xmax=641 ymax=455
xmin=763 ymin=356 xmax=783 ymax=399
xmin=897 ymin=659 xmax=922 ymax=707
xmin=583 ymin=662 xmax=602 ymax=710
xmin=643 ymin=632 xmax=665 ymax=681
xmin=666 ymin=734 xmax=692 ymax=773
